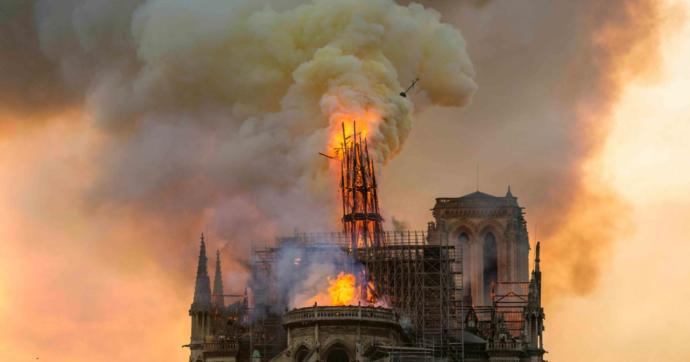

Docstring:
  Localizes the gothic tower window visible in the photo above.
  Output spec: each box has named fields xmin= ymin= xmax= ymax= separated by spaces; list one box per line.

xmin=458 ymin=232 xmax=471 ymax=300
xmin=458 ymin=232 xmax=470 ymax=250
xmin=483 ymin=232 xmax=498 ymax=303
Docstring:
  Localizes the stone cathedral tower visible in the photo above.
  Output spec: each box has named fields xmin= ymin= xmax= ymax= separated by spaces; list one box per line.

xmin=432 ymin=187 xmax=530 ymax=306
xmin=189 ymin=234 xmax=213 ymax=362
xmin=186 ymin=235 xmax=241 ymax=362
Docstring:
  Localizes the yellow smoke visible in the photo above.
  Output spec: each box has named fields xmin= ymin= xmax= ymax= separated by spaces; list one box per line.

xmin=125 ymin=0 xmax=475 ymax=161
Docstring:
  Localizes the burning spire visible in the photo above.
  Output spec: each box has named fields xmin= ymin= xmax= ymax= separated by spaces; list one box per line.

xmin=338 ymin=122 xmax=384 ymax=251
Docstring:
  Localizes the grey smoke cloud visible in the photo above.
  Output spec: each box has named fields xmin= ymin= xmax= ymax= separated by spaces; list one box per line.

xmin=0 ymin=2 xmax=676 ymax=361
xmin=0 ymin=0 xmax=476 ymax=286
xmin=250 ymin=243 xmax=366 ymax=315
xmin=383 ymin=0 xmax=667 ymax=296
xmin=0 ymin=0 xmax=668 ymax=299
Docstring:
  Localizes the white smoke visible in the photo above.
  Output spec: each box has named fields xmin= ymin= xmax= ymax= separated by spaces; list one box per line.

xmin=33 ymin=0 xmax=476 ymax=255
xmin=253 ymin=243 xmax=363 ymax=313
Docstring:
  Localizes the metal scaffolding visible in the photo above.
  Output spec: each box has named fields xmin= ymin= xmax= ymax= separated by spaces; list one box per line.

xmin=248 ymin=228 xmax=465 ymax=360
xmin=245 ymin=122 xmax=466 ymax=360
xmin=247 ymin=245 xmax=286 ymax=361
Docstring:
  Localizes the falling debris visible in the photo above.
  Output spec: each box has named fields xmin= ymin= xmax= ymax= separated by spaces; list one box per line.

xmin=400 ymin=77 xmax=420 ymax=98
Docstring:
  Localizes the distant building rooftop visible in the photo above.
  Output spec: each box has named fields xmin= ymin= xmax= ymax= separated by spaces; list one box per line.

xmin=434 ymin=187 xmax=520 ymax=212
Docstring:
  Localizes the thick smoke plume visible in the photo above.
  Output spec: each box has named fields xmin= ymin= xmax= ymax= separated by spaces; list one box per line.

xmin=387 ymin=0 xmax=669 ymax=296
xmin=20 ymin=0 xmax=475 ymax=249
xmin=0 ymin=3 xmax=474 ymax=359
xmin=250 ymin=243 xmax=375 ymax=315
xmin=0 ymin=1 xmax=677 ymax=361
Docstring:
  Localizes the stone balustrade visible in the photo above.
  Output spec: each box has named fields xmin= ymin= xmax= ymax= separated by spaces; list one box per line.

xmin=487 ymin=340 xmax=523 ymax=351
xmin=282 ymin=306 xmax=399 ymax=326
xmin=202 ymin=340 xmax=239 ymax=352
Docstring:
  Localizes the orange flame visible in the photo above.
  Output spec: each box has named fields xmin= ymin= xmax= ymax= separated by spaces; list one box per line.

xmin=301 ymin=271 xmax=388 ymax=308
xmin=327 ymin=272 xmax=357 ymax=306
xmin=327 ymin=108 xmax=382 ymax=159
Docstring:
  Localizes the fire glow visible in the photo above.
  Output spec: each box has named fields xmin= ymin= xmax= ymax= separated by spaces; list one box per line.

xmin=327 ymin=107 xmax=382 ymax=159
xmin=304 ymin=271 xmax=381 ymax=307
xmin=298 ymin=111 xmax=387 ymax=308
xmin=327 ymin=272 xmax=356 ymax=306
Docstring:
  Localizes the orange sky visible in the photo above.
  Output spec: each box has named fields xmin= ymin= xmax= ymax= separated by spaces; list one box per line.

xmin=547 ymin=6 xmax=690 ymax=358
xmin=1 ymin=1 xmax=690 ymax=361
xmin=0 ymin=117 xmax=190 ymax=360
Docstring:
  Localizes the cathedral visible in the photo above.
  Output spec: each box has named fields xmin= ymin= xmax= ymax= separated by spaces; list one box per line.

xmin=184 ymin=188 xmax=546 ymax=362
xmin=184 ymin=120 xmax=544 ymax=362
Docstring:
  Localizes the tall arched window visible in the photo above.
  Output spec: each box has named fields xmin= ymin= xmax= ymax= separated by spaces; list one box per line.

xmin=483 ymin=232 xmax=498 ymax=303
xmin=458 ymin=233 xmax=471 ymax=300
xmin=458 ymin=233 xmax=470 ymax=247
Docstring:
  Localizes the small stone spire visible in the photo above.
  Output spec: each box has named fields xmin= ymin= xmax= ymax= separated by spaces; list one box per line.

xmin=192 ymin=233 xmax=212 ymax=310
xmin=506 ymin=185 xmax=519 ymax=206
xmin=212 ymin=249 xmax=224 ymax=308
xmin=527 ymin=241 xmax=545 ymax=352
xmin=529 ymin=241 xmax=542 ymax=307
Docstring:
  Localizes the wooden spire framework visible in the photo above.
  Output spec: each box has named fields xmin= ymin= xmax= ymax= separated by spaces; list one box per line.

xmin=337 ymin=122 xmax=384 ymax=251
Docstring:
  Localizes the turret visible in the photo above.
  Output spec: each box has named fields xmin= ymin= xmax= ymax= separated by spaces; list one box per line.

xmin=506 ymin=185 xmax=518 ymax=206
xmin=529 ymin=242 xmax=541 ymax=307
xmin=212 ymin=250 xmax=224 ymax=308
xmin=525 ymin=241 xmax=545 ymax=360
xmin=192 ymin=234 xmax=212 ymax=309
xmin=190 ymin=234 xmax=212 ymax=347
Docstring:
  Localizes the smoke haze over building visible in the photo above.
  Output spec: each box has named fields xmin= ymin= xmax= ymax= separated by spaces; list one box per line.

xmin=0 ymin=1 xmax=689 ymax=361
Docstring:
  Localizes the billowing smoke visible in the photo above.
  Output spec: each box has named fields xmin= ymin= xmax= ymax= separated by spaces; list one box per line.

xmin=385 ymin=0 xmax=670 ymax=296
xmin=0 ymin=1 xmax=677 ymax=361
xmin=13 ymin=0 xmax=476 ymax=254
xmin=250 ymin=242 xmax=372 ymax=315
xmin=0 ymin=3 xmax=475 ymax=358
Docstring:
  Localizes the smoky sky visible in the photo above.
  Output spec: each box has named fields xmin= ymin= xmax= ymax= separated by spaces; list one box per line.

xmin=0 ymin=1 xmax=76 ymax=118
xmin=384 ymin=0 xmax=665 ymax=295
xmin=0 ymin=0 xmax=667 ymax=299
xmin=0 ymin=2 xmax=680 ymax=361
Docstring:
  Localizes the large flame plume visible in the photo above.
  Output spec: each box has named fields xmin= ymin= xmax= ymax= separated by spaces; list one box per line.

xmin=261 ymin=244 xmax=384 ymax=310
xmin=327 ymin=109 xmax=381 ymax=157
xmin=305 ymin=272 xmax=380 ymax=307
xmin=328 ymin=272 xmax=357 ymax=306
